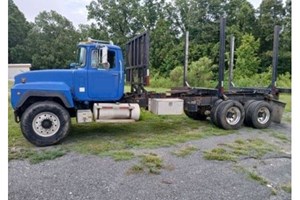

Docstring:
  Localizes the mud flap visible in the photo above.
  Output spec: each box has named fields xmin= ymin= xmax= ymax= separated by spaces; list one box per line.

xmin=270 ymin=99 xmax=286 ymax=123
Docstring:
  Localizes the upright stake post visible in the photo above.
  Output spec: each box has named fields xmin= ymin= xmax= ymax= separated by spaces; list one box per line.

xmin=271 ymin=25 xmax=280 ymax=95
xmin=183 ymin=31 xmax=189 ymax=87
xmin=218 ymin=18 xmax=226 ymax=97
xmin=229 ymin=35 xmax=235 ymax=90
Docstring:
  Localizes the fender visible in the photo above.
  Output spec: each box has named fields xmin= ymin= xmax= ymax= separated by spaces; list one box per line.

xmin=11 ymin=82 xmax=74 ymax=110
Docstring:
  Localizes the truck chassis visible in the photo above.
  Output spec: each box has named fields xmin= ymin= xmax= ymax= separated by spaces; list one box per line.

xmin=11 ymin=18 xmax=287 ymax=146
xmin=125 ymin=18 xmax=286 ymax=131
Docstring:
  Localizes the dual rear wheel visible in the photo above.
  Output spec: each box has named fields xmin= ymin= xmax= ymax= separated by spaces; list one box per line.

xmin=211 ymin=100 xmax=245 ymax=130
xmin=244 ymin=101 xmax=272 ymax=129
xmin=210 ymin=100 xmax=272 ymax=130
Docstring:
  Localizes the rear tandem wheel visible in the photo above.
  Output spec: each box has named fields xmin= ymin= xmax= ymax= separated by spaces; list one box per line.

xmin=216 ymin=100 xmax=245 ymax=130
xmin=245 ymin=101 xmax=272 ymax=129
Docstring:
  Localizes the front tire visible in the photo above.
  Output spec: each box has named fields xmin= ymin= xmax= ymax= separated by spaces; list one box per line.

xmin=20 ymin=101 xmax=71 ymax=146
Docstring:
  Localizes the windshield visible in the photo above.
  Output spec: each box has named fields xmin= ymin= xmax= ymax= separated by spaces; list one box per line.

xmin=77 ymin=47 xmax=86 ymax=67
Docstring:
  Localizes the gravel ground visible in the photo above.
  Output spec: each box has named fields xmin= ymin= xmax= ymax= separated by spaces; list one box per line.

xmin=8 ymin=121 xmax=291 ymax=200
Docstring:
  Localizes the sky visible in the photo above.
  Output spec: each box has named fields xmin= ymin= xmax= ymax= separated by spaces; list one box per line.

xmin=13 ymin=0 xmax=263 ymax=28
xmin=14 ymin=0 xmax=93 ymax=28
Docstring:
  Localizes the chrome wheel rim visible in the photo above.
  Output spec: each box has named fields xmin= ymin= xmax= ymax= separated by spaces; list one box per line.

xmin=226 ymin=107 xmax=241 ymax=125
xmin=32 ymin=112 xmax=60 ymax=137
xmin=257 ymin=107 xmax=270 ymax=124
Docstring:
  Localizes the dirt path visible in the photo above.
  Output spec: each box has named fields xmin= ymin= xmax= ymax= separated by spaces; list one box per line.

xmin=8 ymin=120 xmax=291 ymax=200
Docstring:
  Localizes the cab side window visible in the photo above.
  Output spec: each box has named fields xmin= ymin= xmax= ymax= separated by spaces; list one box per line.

xmin=91 ymin=49 xmax=100 ymax=68
xmin=91 ymin=48 xmax=116 ymax=69
xmin=77 ymin=47 xmax=86 ymax=67
xmin=107 ymin=50 xmax=115 ymax=68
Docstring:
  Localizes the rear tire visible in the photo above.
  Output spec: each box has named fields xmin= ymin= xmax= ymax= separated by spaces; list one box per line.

xmin=216 ymin=100 xmax=245 ymax=130
xmin=243 ymin=100 xmax=256 ymax=126
xmin=246 ymin=101 xmax=272 ymax=129
xmin=210 ymin=99 xmax=225 ymax=126
xmin=20 ymin=101 xmax=71 ymax=146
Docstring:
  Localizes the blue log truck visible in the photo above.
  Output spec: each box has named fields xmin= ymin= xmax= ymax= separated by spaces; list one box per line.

xmin=10 ymin=18 xmax=286 ymax=146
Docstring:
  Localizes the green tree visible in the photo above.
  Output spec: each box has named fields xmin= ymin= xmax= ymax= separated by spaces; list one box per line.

xmin=8 ymin=0 xmax=31 ymax=63
xmin=257 ymin=0 xmax=285 ymax=71
xmin=278 ymin=0 xmax=291 ymax=74
xmin=77 ymin=23 xmax=109 ymax=41
xmin=150 ymin=18 xmax=181 ymax=74
xmin=187 ymin=57 xmax=216 ymax=87
xmin=26 ymin=11 xmax=80 ymax=69
xmin=87 ymin=0 xmax=144 ymax=45
xmin=170 ymin=65 xmax=183 ymax=84
xmin=225 ymin=0 xmax=257 ymax=48
xmin=235 ymin=34 xmax=261 ymax=77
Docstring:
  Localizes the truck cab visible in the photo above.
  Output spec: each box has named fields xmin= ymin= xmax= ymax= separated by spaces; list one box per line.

xmin=11 ymin=38 xmax=140 ymax=146
xmin=11 ymin=39 xmax=125 ymax=111
xmin=73 ymin=40 xmax=124 ymax=101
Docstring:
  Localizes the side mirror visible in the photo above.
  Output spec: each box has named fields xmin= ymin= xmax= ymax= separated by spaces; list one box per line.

xmin=100 ymin=46 xmax=110 ymax=69
xmin=101 ymin=46 xmax=108 ymax=64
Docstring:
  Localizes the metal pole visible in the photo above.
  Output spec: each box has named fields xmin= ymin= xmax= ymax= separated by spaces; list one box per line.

xmin=144 ymin=32 xmax=150 ymax=86
xmin=218 ymin=18 xmax=226 ymax=97
xmin=183 ymin=31 xmax=189 ymax=87
xmin=229 ymin=35 xmax=235 ymax=89
xmin=271 ymin=25 xmax=280 ymax=95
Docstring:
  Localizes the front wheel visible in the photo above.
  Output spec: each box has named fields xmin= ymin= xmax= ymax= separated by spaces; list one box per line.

xmin=20 ymin=101 xmax=71 ymax=146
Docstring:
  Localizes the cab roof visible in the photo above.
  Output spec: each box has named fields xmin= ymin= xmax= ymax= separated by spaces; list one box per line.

xmin=78 ymin=38 xmax=121 ymax=49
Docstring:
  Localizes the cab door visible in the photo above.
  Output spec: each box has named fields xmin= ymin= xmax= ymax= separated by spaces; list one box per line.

xmin=88 ymin=48 xmax=120 ymax=100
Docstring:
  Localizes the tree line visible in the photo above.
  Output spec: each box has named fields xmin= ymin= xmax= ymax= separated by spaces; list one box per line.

xmin=8 ymin=0 xmax=291 ymax=87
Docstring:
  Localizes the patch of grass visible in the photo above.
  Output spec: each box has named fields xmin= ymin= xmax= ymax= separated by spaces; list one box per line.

xmin=128 ymin=153 xmax=164 ymax=175
xmin=28 ymin=149 xmax=66 ymax=164
xmin=271 ymin=132 xmax=289 ymax=142
xmin=235 ymin=166 xmax=280 ymax=196
xmin=204 ymin=139 xmax=277 ymax=162
xmin=204 ymin=148 xmax=237 ymax=161
xmin=172 ymin=145 xmax=198 ymax=157
xmin=282 ymin=112 xmax=291 ymax=123
xmin=226 ymin=139 xmax=277 ymax=158
xmin=235 ymin=166 xmax=268 ymax=186
xmin=247 ymin=171 xmax=268 ymax=185
xmin=271 ymin=188 xmax=277 ymax=196
xmin=127 ymin=164 xmax=144 ymax=174
xmin=65 ymin=111 xmax=233 ymax=157
xmin=281 ymin=183 xmax=291 ymax=193
xmin=260 ymin=129 xmax=290 ymax=142
xmin=100 ymin=150 xmax=135 ymax=161
xmin=9 ymin=147 xmax=32 ymax=161
xmin=141 ymin=153 xmax=163 ymax=174
xmin=9 ymin=147 xmax=66 ymax=164
xmin=279 ymin=94 xmax=291 ymax=113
